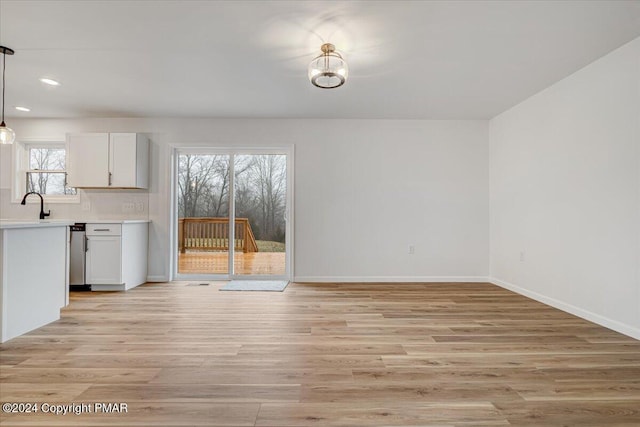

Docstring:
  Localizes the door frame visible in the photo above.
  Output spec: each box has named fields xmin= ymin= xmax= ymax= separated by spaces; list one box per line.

xmin=171 ymin=146 xmax=294 ymax=281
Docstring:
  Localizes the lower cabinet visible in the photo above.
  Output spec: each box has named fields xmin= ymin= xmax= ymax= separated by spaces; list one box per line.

xmin=86 ymin=222 xmax=148 ymax=291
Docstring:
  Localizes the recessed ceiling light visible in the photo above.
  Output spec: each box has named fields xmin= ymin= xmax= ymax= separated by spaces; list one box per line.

xmin=40 ymin=78 xmax=61 ymax=86
xmin=15 ymin=106 xmax=30 ymax=112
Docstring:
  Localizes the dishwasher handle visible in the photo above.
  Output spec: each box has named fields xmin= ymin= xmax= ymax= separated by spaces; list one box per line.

xmin=85 ymin=236 xmax=89 ymax=252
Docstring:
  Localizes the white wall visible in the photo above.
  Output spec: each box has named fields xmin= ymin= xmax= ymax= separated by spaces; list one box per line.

xmin=489 ymin=38 xmax=640 ymax=339
xmin=1 ymin=118 xmax=490 ymax=283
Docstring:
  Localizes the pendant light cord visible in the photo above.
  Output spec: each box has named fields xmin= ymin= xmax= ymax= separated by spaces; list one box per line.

xmin=1 ymin=51 xmax=5 ymax=123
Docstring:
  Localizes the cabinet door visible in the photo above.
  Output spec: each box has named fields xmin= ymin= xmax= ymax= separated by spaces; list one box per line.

xmin=86 ymin=236 xmax=122 ymax=284
xmin=109 ymin=133 xmax=137 ymax=187
xmin=66 ymin=133 xmax=109 ymax=187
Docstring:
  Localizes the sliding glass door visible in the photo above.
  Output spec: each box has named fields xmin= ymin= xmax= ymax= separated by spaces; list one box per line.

xmin=176 ymin=153 xmax=231 ymax=275
xmin=233 ymin=154 xmax=287 ymax=276
xmin=174 ymin=149 xmax=291 ymax=280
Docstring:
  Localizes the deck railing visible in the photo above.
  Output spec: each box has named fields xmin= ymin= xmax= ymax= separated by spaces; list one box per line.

xmin=178 ymin=217 xmax=258 ymax=253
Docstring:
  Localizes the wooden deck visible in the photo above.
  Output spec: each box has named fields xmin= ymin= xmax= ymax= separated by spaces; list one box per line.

xmin=1 ymin=282 xmax=639 ymax=426
xmin=178 ymin=251 xmax=285 ymax=275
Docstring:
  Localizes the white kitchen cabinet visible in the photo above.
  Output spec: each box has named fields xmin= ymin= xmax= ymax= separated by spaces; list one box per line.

xmin=86 ymin=236 xmax=122 ymax=285
xmin=66 ymin=132 xmax=149 ymax=189
xmin=0 ymin=222 xmax=70 ymax=343
xmin=66 ymin=133 xmax=110 ymax=187
xmin=86 ymin=222 xmax=148 ymax=291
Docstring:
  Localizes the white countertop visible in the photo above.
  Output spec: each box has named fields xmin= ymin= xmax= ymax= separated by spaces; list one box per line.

xmin=0 ymin=220 xmax=74 ymax=229
xmin=72 ymin=219 xmax=151 ymax=224
xmin=0 ymin=219 xmax=150 ymax=229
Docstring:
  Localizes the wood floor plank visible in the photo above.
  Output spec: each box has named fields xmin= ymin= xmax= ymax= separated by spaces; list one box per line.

xmin=237 ymin=343 xmax=407 ymax=355
xmin=299 ymin=383 xmax=522 ymax=403
xmin=255 ymin=402 xmax=507 ymax=426
xmin=149 ymin=367 xmax=353 ymax=385
xmin=75 ymin=384 xmax=300 ymax=403
xmin=351 ymin=367 xmax=551 ymax=384
xmin=382 ymin=353 xmax=640 ymax=368
xmin=1 ymin=281 xmax=639 ymax=426
xmin=67 ymin=343 xmax=242 ymax=356
xmin=512 ymin=380 xmax=640 ymax=401
xmin=199 ymin=354 xmax=387 ymax=369
xmin=0 ymin=383 xmax=90 ymax=402
xmin=1 ymin=367 xmax=161 ymax=384
xmin=15 ymin=354 xmax=206 ymax=368
xmin=494 ymin=400 xmax=640 ymax=425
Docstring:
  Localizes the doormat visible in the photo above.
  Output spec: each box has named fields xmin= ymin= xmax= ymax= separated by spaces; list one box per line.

xmin=219 ymin=280 xmax=289 ymax=292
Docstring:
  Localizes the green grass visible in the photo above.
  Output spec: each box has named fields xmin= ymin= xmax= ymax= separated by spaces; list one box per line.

xmin=256 ymin=240 xmax=285 ymax=252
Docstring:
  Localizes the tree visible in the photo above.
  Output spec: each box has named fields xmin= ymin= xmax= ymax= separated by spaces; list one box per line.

xmin=177 ymin=154 xmax=287 ymax=243
xmin=242 ymin=155 xmax=286 ymax=242
xmin=27 ymin=147 xmax=71 ymax=195
xmin=178 ymin=154 xmax=230 ymax=218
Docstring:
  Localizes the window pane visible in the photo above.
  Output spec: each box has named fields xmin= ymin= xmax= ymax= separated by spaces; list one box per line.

xmin=27 ymin=172 xmax=77 ymax=195
xmin=29 ymin=148 xmax=66 ymax=170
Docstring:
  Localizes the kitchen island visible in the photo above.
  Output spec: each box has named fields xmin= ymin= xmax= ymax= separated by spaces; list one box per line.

xmin=0 ymin=220 xmax=72 ymax=343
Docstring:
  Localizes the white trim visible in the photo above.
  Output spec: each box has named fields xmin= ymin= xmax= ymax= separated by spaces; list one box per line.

xmin=168 ymin=145 xmax=178 ymax=281
xmin=170 ymin=146 xmax=294 ymax=281
xmin=11 ymin=139 xmax=80 ymax=204
xmin=228 ymin=154 xmax=236 ymax=276
xmin=1 ymin=230 xmax=8 ymax=341
xmin=293 ymin=276 xmax=490 ymax=283
xmin=174 ymin=274 xmax=228 ymax=281
xmin=490 ymin=277 xmax=640 ymax=340
xmin=286 ymin=145 xmax=294 ymax=280
xmin=146 ymin=275 xmax=169 ymax=283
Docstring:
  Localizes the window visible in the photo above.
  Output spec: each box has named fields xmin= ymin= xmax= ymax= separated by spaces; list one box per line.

xmin=14 ymin=142 xmax=78 ymax=202
xmin=26 ymin=146 xmax=76 ymax=195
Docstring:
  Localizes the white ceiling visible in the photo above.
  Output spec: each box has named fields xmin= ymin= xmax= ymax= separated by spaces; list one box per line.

xmin=1 ymin=0 xmax=639 ymax=120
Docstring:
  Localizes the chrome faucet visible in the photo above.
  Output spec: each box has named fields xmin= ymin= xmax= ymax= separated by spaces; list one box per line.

xmin=20 ymin=192 xmax=51 ymax=220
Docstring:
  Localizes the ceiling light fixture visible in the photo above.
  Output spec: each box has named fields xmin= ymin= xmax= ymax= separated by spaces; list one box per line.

xmin=308 ymin=43 xmax=348 ymax=89
xmin=40 ymin=77 xmax=61 ymax=86
xmin=0 ymin=46 xmax=16 ymax=145
xmin=15 ymin=106 xmax=30 ymax=112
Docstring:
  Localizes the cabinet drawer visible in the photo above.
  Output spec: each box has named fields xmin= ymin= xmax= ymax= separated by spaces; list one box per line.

xmin=87 ymin=224 xmax=122 ymax=236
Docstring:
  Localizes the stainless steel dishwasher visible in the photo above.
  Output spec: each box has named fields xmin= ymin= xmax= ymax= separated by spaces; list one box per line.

xmin=69 ymin=223 xmax=90 ymax=290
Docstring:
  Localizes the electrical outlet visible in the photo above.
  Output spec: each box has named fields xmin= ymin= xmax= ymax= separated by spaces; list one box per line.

xmin=136 ymin=202 xmax=144 ymax=212
xmin=408 ymin=245 xmax=415 ymax=255
xmin=81 ymin=201 xmax=91 ymax=211
xmin=122 ymin=202 xmax=135 ymax=213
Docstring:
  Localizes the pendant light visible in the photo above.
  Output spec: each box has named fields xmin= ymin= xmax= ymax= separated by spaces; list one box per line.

xmin=308 ymin=43 xmax=348 ymax=89
xmin=0 ymin=46 xmax=16 ymax=145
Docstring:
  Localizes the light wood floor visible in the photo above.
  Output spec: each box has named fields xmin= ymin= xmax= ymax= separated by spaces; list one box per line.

xmin=178 ymin=251 xmax=285 ymax=275
xmin=1 ymin=282 xmax=639 ymax=426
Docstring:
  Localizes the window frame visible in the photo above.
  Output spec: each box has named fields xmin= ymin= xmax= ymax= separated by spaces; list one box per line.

xmin=12 ymin=140 xmax=80 ymax=204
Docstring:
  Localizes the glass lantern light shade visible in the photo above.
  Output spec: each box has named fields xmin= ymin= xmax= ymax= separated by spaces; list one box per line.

xmin=0 ymin=122 xmax=15 ymax=144
xmin=308 ymin=43 xmax=348 ymax=89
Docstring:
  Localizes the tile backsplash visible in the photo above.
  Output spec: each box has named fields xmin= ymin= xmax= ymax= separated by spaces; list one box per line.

xmin=0 ymin=188 xmax=149 ymax=221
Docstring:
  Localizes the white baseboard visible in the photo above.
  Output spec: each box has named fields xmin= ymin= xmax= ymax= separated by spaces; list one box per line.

xmin=293 ymin=276 xmax=490 ymax=283
xmin=490 ymin=277 xmax=640 ymax=341
xmin=146 ymin=275 xmax=169 ymax=283
xmin=91 ymin=284 xmax=125 ymax=292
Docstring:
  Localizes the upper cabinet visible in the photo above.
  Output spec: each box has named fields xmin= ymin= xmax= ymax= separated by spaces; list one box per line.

xmin=109 ymin=133 xmax=149 ymax=188
xmin=66 ymin=133 xmax=149 ymax=189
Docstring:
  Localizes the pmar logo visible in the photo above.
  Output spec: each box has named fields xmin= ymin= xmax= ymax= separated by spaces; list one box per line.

xmin=94 ymin=403 xmax=128 ymax=413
